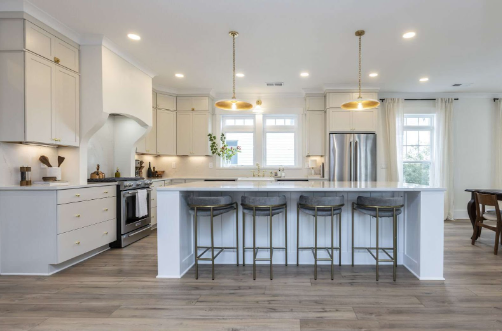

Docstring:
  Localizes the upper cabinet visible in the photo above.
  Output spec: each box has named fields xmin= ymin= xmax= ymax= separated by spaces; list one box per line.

xmin=326 ymin=92 xmax=378 ymax=133
xmin=145 ymin=108 xmax=157 ymax=154
xmin=177 ymin=97 xmax=210 ymax=111
xmin=305 ymin=111 xmax=325 ymax=156
xmin=326 ymin=92 xmax=378 ymax=108
xmin=176 ymin=112 xmax=211 ymax=156
xmin=25 ymin=21 xmax=79 ymax=73
xmin=157 ymin=109 xmax=176 ymax=155
xmin=306 ymin=96 xmax=325 ymax=111
xmin=157 ymin=93 xmax=176 ymax=111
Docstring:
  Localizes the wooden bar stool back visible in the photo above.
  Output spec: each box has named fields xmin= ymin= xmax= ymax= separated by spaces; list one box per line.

xmin=471 ymin=192 xmax=502 ymax=255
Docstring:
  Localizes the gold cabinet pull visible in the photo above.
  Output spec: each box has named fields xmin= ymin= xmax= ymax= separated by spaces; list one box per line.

xmin=104 ymin=231 xmax=108 ymax=235
xmin=104 ymin=191 xmax=108 ymax=193
xmin=54 ymin=57 xmax=60 ymax=64
xmin=75 ymin=241 xmax=80 ymax=245
xmin=75 ymin=214 xmax=81 ymax=217
xmin=191 ymin=107 xmax=195 ymax=111
xmin=75 ymin=194 xmax=81 ymax=197
xmin=104 ymin=208 xmax=109 ymax=211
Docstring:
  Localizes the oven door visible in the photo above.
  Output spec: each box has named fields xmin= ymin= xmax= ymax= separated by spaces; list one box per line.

xmin=121 ymin=188 xmax=152 ymax=234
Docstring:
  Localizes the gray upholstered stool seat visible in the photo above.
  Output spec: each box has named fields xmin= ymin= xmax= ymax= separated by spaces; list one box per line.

xmin=352 ymin=196 xmax=404 ymax=282
xmin=241 ymin=195 xmax=288 ymax=280
xmin=297 ymin=195 xmax=344 ymax=280
xmin=187 ymin=195 xmax=238 ymax=280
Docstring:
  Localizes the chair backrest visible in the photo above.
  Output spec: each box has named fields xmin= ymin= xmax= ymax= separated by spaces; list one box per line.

xmin=474 ymin=192 xmax=501 ymax=220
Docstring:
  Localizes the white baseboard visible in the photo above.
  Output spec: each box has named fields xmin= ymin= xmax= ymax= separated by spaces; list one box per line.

xmin=454 ymin=209 xmax=469 ymax=220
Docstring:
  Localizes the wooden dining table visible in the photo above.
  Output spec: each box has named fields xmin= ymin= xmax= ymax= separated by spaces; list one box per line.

xmin=465 ymin=189 xmax=502 ymax=239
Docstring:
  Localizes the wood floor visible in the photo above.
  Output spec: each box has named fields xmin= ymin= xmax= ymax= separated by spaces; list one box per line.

xmin=1 ymin=220 xmax=502 ymax=331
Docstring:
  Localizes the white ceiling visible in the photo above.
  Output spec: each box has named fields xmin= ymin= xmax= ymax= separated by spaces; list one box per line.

xmin=25 ymin=0 xmax=502 ymax=94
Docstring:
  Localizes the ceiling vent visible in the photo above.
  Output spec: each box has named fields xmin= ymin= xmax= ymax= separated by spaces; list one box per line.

xmin=452 ymin=84 xmax=462 ymax=87
xmin=266 ymin=82 xmax=284 ymax=87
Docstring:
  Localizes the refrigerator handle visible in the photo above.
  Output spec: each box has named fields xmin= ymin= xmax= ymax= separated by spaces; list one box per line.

xmin=349 ymin=141 xmax=352 ymax=181
xmin=354 ymin=140 xmax=358 ymax=182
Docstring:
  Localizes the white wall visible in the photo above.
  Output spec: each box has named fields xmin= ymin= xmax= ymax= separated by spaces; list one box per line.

xmin=87 ymin=116 xmax=115 ymax=177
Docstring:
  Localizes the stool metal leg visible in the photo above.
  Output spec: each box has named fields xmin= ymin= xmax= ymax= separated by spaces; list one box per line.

xmin=331 ymin=207 xmax=334 ymax=280
xmin=194 ymin=208 xmax=198 ymax=280
xmin=253 ymin=208 xmax=256 ymax=280
xmin=243 ymin=210 xmax=245 ymax=266
xmin=285 ymin=206 xmax=288 ymax=266
xmin=314 ymin=207 xmax=318 ymax=280
xmin=297 ymin=204 xmax=300 ymax=266
xmin=376 ymin=209 xmax=379 ymax=282
xmin=210 ymin=208 xmax=215 ymax=280
xmin=269 ymin=206 xmax=273 ymax=280
xmin=393 ymin=209 xmax=397 ymax=281
xmin=235 ymin=203 xmax=239 ymax=266
xmin=338 ymin=213 xmax=342 ymax=266
xmin=351 ymin=203 xmax=355 ymax=266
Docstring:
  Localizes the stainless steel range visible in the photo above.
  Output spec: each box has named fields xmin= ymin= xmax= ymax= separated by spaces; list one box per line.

xmin=89 ymin=177 xmax=153 ymax=248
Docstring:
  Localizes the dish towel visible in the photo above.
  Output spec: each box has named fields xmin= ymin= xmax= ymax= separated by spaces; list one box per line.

xmin=136 ymin=189 xmax=148 ymax=218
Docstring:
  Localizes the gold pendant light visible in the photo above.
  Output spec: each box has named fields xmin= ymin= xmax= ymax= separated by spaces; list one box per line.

xmin=341 ymin=30 xmax=380 ymax=110
xmin=215 ymin=31 xmax=253 ymax=111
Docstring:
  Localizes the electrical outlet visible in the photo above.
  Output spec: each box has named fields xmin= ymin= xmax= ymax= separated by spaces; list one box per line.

xmin=171 ymin=162 xmax=176 ymax=169
xmin=209 ymin=162 xmax=213 ymax=169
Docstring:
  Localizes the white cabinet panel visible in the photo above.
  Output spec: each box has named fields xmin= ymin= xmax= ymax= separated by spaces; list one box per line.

xmin=329 ymin=109 xmax=352 ymax=132
xmin=176 ymin=112 xmax=192 ymax=155
xmin=55 ymin=66 xmax=79 ymax=146
xmin=151 ymin=206 xmax=157 ymax=227
xmin=326 ymin=93 xmax=352 ymax=108
xmin=57 ymin=197 xmax=115 ymax=234
xmin=192 ymin=112 xmax=211 ymax=155
xmin=177 ymin=97 xmax=209 ymax=111
xmin=24 ymin=21 xmax=53 ymax=61
xmin=53 ymin=38 xmax=79 ymax=72
xmin=306 ymin=96 xmax=325 ymax=111
xmin=152 ymin=91 xmax=157 ymax=108
xmin=192 ymin=97 xmax=209 ymax=111
xmin=306 ymin=111 xmax=325 ymax=156
xmin=329 ymin=108 xmax=376 ymax=132
xmin=157 ymin=93 xmax=176 ymax=110
xmin=25 ymin=52 xmax=54 ymax=144
xmin=145 ymin=108 xmax=157 ymax=154
xmin=352 ymin=109 xmax=376 ymax=131
xmin=157 ymin=110 xmax=176 ymax=155
xmin=57 ymin=185 xmax=116 ymax=205
xmin=176 ymin=97 xmax=193 ymax=111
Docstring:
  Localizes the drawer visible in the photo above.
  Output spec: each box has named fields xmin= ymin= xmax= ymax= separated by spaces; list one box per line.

xmin=57 ymin=197 xmax=116 ymax=234
xmin=53 ymin=38 xmax=79 ymax=72
xmin=57 ymin=219 xmax=116 ymax=263
xmin=57 ymin=185 xmax=116 ymax=204
xmin=151 ymin=190 xmax=157 ymax=208
xmin=25 ymin=21 xmax=53 ymax=60
xmin=151 ymin=206 xmax=157 ymax=226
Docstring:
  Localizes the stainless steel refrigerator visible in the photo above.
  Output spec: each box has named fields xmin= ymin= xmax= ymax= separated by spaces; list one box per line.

xmin=329 ymin=133 xmax=376 ymax=182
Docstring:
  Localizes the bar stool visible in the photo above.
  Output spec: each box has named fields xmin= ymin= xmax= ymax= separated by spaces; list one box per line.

xmin=297 ymin=195 xmax=344 ymax=280
xmin=188 ymin=196 xmax=238 ymax=280
xmin=241 ymin=195 xmax=287 ymax=280
xmin=352 ymin=196 xmax=404 ymax=281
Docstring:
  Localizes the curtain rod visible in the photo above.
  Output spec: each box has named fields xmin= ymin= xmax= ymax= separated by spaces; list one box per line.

xmin=494 ymin=98 xmax=500 ymax=102
xmin=379 ymin=98 xmax=459 ymax=102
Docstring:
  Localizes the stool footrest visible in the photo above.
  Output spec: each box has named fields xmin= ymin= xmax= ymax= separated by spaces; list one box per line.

xmin=299 ymin=246 xmax=340 ymax=250
xmin=244 ymin=246 xmax=286 ymax=250
xmin=365 ymin=248 xmax=395 ymax=262
xmin=196 ymin=248 xmax=224 ymax=261
xmin=310 ymin=248 xmax=334 ymax=261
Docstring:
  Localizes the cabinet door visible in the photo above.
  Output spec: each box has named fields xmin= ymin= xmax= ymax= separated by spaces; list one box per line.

xmin=55 ymin=66 xmax=79 ymax=146
xmin=157 ymin=93 xmax=176 ymax=110
xmin=192 ymin=97 xmax=209 ymax=111
xmin=25 ymin=52 xmax=54 ymax=144
xmin=176 ymin=97 xmax=193 ymax=111
xmin=157 ymin=110 xmax=176 ymax=155
xmin=176 ymin=112 xmax=192 ymax=155
xmin=152 ymin=91 xmax=157 ymax=108
xmin=326 ymin=93 xmax=352 ymax=108
xmin=53 ymin=38 xmax=79 ymax=72
xmin=136 ymin=136 xmax=146 ymax=154
xmin=192 ymin=113 xmax=211 ymax=155
xmin=329 ymin=109 xmax=352 ymax=132
xmin=306 ymin=112 xmax=324 ymax=156
xmin=352 ymin=109 xmax=376 ymax=132
xmin=145 ymin=108 xmax=157 ymax=154
xmin=24 ymin=21 xmax=53 ymax=60
xmin=306 ymin=96 xmax=325 ymax=111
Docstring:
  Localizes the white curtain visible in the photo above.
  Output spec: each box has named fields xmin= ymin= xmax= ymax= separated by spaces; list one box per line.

xmin=495 ymin=100 xmax=502 ymax=188
xmin=384 ymin=98 xmax=404 ymax=182
xmin=434 ymin=98 xmax=454 ymax=220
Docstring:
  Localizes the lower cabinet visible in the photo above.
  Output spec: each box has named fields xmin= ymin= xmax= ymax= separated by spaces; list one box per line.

xmin=150 ymin=180 xmax=165 ymax=228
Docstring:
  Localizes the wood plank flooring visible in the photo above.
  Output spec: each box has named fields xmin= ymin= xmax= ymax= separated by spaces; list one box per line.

xmin=1 ymin=220 xmax=502 ymax=330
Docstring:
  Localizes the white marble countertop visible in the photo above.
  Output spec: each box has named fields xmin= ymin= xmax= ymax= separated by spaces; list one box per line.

xmin=151 ymin=176 xmax=327 ymax=181
xmin=0 ymin=182 xmax=117 ymax=191
xmin=158 ymin=181 xmax=445 ymax=192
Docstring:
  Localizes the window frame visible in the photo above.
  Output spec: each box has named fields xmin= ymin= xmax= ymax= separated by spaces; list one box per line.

xmin=262 ymin=114 xmax=300 ymax=168
xmin=219 ymin=115 xmax=256 ymax=168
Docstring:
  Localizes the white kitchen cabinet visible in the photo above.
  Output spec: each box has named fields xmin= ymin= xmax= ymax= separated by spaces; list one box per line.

xmin=177 ymin=96 xmax=209 ymax=111
xmin=157 ymin=93 xmax=176 ymax=110
xmin=136 ymin=137 xmax=147 ymax=154
xmin=55 ymin=65 xmax=79 ymax=146
xmin=151 ymin=180 xmax=165 ymax=229
xmin=157 ymin=109 xmax=176 ymax=155
xmin=152 ymin=91 xmax=157 ymax=108
xmin=329 ymin=108 xmax=376 ymax=132
xmin=326 ymin=93 xmax=353 ymax=108
xmin=306 ymin=96 xmax=325 ymax=111
xmin=306 ymin=111 xmax=325 ymax=156
xmin=176 ymin=112 xmax=211 ymax=155
xmin=144 ymin=108 xmax=157 ymax=154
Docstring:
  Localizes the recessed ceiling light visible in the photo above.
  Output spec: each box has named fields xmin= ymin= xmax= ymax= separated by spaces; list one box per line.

xmin=236 ymin=73 xmax=245 ymax=77
xmin=403 ymin=32 xmax=416 ymax=39
xmin=175 ymin=73 xmax=184 ymax=78
xmin=419 ymin=77 xmax=429 ymax=82
xmin=369 ymin=73 xmax=378 ymax=77
xmin=300 ymin=72 xmax=309 ymax=77
xmin=127 ymin=33 xmax=141 ymax=40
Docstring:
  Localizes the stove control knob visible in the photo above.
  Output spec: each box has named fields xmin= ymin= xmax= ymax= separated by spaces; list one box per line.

xmin=124 ymin=183 xmax=133 ymax=188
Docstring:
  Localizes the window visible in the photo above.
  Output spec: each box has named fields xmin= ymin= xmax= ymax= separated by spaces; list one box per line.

xmin=403 ymin=114 xmax=434 ymax=185
xmin=221 ymin=116 xmax=254 ymax=166
xmin=264 ymin=115 xmax=298 ymax=166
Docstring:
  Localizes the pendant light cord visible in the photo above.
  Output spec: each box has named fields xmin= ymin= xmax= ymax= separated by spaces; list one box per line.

xmin=232 ymin=33 xmax=236 ymax=100
xmin=358 ymin=34 xmax=362 ymax=99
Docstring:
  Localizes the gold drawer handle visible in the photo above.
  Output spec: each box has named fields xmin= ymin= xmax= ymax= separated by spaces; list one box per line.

xmin=75 ymin=194 xmax=80 ymax=197
xmin=75 ymin=214 xmax=81 ymax=217
xmin=104 ymin=231 xmax=108 ymax=235
xmin=191 ymin=107 xmax=195 ymax=111
xmin=54 ymin=56 xmax=60 ymax=64
xmin=104 ymin=208 xmax=109 ymax=211
xmin=152 ymin=215 xmax=155 ymax=218
xmin=104 ymin=191 xmax=108 ymax=194
xmin=152 ymin=198 xmax=155 ymax=201
xmin=75 ymin=241 xmax=80 ymax=245
xmin=52 ymin=138 xmax=60 ymax=142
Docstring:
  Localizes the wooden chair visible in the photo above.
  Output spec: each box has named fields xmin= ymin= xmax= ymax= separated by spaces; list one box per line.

xmin=471 ymin=193 xmax=502 ymax=255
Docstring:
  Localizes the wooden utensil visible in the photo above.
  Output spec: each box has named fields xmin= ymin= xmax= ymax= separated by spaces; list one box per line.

xmin=58 ymin=156 xmax=65 ymax=167
xmin=39 ymin=155 xmax=52 ymax=168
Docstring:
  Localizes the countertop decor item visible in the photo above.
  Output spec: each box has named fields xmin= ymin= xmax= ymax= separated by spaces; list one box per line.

xmin=214 ymin=31 xmax=253 ymax=111
xmin=58 ymin=156 xmax=65 ymax=167
xmin=115 ymin=168 xmax=121 ymax=178
xmin=309 ymin=159 xmax=318 ymax=176
xmin=38 ymin=155 xmax=52 ymax=168
xmin=20 ymin=166 xmax=31 ymax=186
xmin=90 ymin=164 xmax=105 ymax=179
xmin=208 ymin=133 xmax=241 ymax=164
xmin=147 ymin=162 xmax=153 ymax=178
xmin=340 ymin=30 xmax=380 ymax=110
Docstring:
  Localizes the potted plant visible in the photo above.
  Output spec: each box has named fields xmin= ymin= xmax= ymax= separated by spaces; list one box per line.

xmin=208 ymin=133 xmax=241 ymax=166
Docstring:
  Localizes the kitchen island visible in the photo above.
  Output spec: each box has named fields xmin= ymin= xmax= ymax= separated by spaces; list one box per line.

xmin=157 ymin=181 xmax=446 ymax=280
